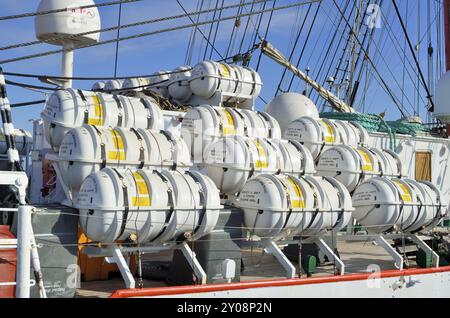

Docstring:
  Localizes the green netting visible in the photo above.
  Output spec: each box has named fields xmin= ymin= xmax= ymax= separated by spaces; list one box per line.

xmin=320 ymin=112 xmax=430 ymax=151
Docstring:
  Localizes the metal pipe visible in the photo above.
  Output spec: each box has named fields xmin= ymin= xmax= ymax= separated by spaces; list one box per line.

xmin=16 ymin=205 xmax=32 ymax=298
xmin=61 ymin=43 xmax=74 ymax=88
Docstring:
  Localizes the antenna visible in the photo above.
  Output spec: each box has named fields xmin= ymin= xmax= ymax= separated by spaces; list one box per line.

xmin=35 ymin=0 xmax=101 ymax=88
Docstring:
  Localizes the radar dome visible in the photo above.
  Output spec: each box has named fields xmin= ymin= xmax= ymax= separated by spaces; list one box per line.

xmin=435 ymin=71 xmax=450 ymax=123
xmin=35 ymin=0 xmax=101 ymax=47
xmin=265 ymin=93 xmax=319 ymax=133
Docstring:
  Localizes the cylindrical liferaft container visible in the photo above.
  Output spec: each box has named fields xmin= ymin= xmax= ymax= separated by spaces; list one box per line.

xmin=168 ymin=66 xmax=192 ymax=103
xmin=285 ymin=117 xmax=342 ymax=160
xmin=77 ymin=169 xmax=222 ymax=244
xmin=91 ymin=81 xmax=106 ymax=92
xmin=203 ymin=136 xmax=315 ymax=195
xmin=57 ymin=126 xmax=191 ymax=190
xmin=235 ymin=174 xmax=353 ymax=238
xmin=352 ymin=177 xmax=448 ymax=234
xmin=181 ymin=105 xmax=281 ymax=161
xmin=189 ymin=61 xmax=262 ymax=102
xmin=332 ymin=119 xmax=369 ymax=147
xmin=148 ymin=71 xmax=170 ymax=98
xmin=42 ymin=88 xmax=164 ymax=151
xmin=104 ymin=79 xmax=124 ymax=93
xmin=285 ymin=117 xmax=370 ymax=160
xmin=316 ymin=145 xmax=403 ymax=192
xmin=122 ymin=78 xmax=150 ymax=92
xmin=0 ymin=129 xmax=33 ymax=155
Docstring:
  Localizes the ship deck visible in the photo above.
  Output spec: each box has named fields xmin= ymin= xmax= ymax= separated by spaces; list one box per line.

xmin=76 ymin=240 xmax=420 ymax=298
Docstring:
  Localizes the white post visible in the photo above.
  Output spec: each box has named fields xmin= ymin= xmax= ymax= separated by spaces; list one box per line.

xmin=16 ymin=205 xmax=32 ymax=298
xmin=61 ymin=43 xmax=74 ymax=89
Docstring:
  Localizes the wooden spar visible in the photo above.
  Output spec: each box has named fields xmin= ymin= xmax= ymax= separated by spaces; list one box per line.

xmin=445 ymin=0 xmax=450 ymax=71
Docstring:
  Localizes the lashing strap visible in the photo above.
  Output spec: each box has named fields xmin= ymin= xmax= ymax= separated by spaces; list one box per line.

xmin=113 ymin=169 xmax=130 ymax=240
xmin=140 ymin=98 xmax=153 ymax=129
xmin=92 ymin=126 xmax=107 ymax=169
xmin=113 ymin=95 xmax=124 ymax=127
xmin=130 ymin=128 xmax=146 ymax=169
xmin=186 ymin=171 xmax=207 ymax=235
xmin=150 ymin=171 xmax=175 ymax=243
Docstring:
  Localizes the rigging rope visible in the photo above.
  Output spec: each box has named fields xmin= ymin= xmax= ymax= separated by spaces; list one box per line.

xmin=0 ymin=0 xmax=142 ymax=22
xmin=0 ymin=1 xmax=313 ymax=65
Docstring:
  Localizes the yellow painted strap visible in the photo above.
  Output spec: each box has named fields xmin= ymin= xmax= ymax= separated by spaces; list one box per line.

xmin=222 ymin=109 xmax=237 ymax=135
xmin=108 ymin=129 xmax=126 ymax=161
xmin=253 ymin=139 xmax=269 ymax=169
xmin=394 ymin=180 xmax=412 ymax=203
xmin=322 ymin=120 xmax=335 ymax=143
xmin=88 ymin=95 xmax=104 ymax=126
xmin=219 ymin=63 xmax=231 ymax=78
xmin=132 ymin=172 xmax=151 ymax=207
xmin=357 ymin=148 xmax=374 ymax=172
xmin=286 ymin=177 xmax=306 ymax=209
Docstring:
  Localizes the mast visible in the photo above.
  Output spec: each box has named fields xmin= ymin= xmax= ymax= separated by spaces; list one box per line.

xmin=445 ymin=0 xmax=450 ymax=71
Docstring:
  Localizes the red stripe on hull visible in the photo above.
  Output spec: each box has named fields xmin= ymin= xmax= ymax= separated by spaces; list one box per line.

xmin=110 ymin=266 xmax=450 ymax=298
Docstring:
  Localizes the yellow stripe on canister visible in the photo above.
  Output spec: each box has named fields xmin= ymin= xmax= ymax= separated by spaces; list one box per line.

xmin=132 ymin=172 xmax=151 ymax=207
xmin=108 ymin=129 xmax=126 ymax=161
xmin=286 ymin=177 xmax=306 ymax=209
xmin=88 ymin=95 xmax=105 ymax=126
xmin=253 ymin=139 xmax=269 ymax=169
xmin=322 ymin=120 xmax=335 ymax=143
xmin=394 ymin=180 xmax=412 ymax=203
xmin=222 ymin=109 xmax=237 ymax=135
xmin=358 ymin=148 xmax=374 ymax=172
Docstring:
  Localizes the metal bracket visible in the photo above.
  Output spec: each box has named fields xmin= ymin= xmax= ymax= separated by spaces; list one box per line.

xmin=315 ymin=238 xmax=345 ymax=275
xmin=262 ymin=239 xmax=296 ymax=279
xmin=374 ymin=235 xmax=404 ymax=270
xmin=105 ymin=245 xmax=136 ymax=289
xmin=180 ymin=243 xmax=207 ymax=285
xmin=408 ymin=234 xmax=440 ymax=268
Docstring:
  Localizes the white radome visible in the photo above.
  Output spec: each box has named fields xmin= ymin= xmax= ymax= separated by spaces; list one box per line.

xmin=265 ymin=93 xmax=320 ymax=133
xmin=435 ymin=71 xmax=450 ymax=123
xmin=35 ymin=0 xmax=101 ymax=47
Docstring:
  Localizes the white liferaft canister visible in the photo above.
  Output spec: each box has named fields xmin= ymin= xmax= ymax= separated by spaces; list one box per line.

xmin=276 ymin=139 xmax=316 ymax=175
xmin=316 ymin=145 xmax=403 ymax=193
xmin=77 ymin=168 xmax=222 ymax=244
xmin=0 ymin=129 xmax=33 ymax=155
xmin=104 ymin=79 xmax=124 ymax=93
xmin=57 ymin=126 xmax=191 ymax=190
xmin=333 ymin=120 xmax=369 ymax=147
xmin=91 ymin=81 xmax=105 ymax=92
xmin=352 ymin=177 xmax=447 ymax=234
xmin=234 ymin=108 xmax=282 ymax=140
xmin=236 ymin=174 xmax=353 ymax=238
xmin=189 ymin=61 xmax=262 ymax=102
xmin=41 ymin=88 xmax=164 ymax=151
xmin=168 ymin=66 xmax=192 ymax=103
xmin=148 ymin=71 xmax=170 ymax=98
xmin=181 ymin=105 xmax=246 ymax=161
xmin=181 ymin=105 xmax=281 ymax=161
xmin=204 ymin=136 xmax=282 ymax=195
xmin=122 ymin=78 xmax=150 ymax=92
xmin=285 ymin=116 xmax=341 ymax=160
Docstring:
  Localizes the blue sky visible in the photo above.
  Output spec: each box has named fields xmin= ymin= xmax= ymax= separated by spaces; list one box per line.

xmin=0 ymin=0 xmax=444 ymax=132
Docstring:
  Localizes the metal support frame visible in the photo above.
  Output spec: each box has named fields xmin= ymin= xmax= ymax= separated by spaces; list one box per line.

xmin=341 ymin=233 xmax=441 ymax=270
xmin=341 ymin=234 xmax=404 ymax=270
xmin=262 ymin=239 xmax=296 ymax=279
xmin=105 ymin=245 xmax=136 ymax=289
xmin=314 ymin=238 xmax=346 ymax=275
xmin=180 ymin=242 xmax=208 ymax=285
xmin=83 ymin=242 xmax=208 ymax=289
xmin=407 ymin=234 xmax=440 ymax=268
